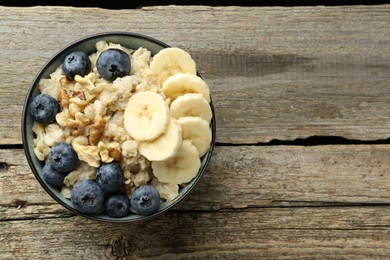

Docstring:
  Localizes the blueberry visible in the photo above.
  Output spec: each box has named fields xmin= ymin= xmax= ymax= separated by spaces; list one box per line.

xmin=96 ymin=48 xmax=130 ymax=81
xmin=63 ymin=51 xmax=91 ymax=80
xmin=48 ymin=142 xmax=78 ymax=173
xmin=71 ymin=180 xmax=104 ymax=214
xmin=42 ymin=163 xmax=65 ymax=187
xmin=30 ymin=94 xmax=60 ymax=124
xmin=104 ymin=193 xmax=130 ymax=218
xmin=130 ymin=185 xmax=160 ymax=216
xmin=96 ymin=162 xmax=124 ymax=193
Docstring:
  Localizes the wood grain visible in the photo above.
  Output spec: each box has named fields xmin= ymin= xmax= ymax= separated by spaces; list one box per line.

xmin=1 ymin=5 xmax=390 ymax=259
xmin=0 ymin=5 xmax=390 ymax=144
xmin=1 ymin=207 xmax=389 ymax=259
xmin=1 ymin=145 xmax=389 ymax=220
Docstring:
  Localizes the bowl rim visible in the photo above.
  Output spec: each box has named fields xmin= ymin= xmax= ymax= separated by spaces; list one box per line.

xmin=21 ymin=31 xmax=216 ymax=223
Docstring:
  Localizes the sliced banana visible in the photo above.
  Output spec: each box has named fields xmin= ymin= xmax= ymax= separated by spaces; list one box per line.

xmin=152 ymin=140 xmax=201 ymax=185
xmin=178 ymin=116 xmax=211 ymax=157
xmin=139 ymin=118 xmax=182 ymax=161
xmin=170 ymin=93 xmax=212 ymax=123
xmin=149 ymin=47 xmax=196 ymax=84
xmin=162 ymin=73 xmax=210 ymax=102
xmin=124 ymin=91 xmax=169 ymax=141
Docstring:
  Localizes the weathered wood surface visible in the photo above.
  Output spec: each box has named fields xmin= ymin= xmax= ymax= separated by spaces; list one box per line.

xmin=1 ymin=207 xmax=389 ymax=259
xmin=0 ymin=5 xmax=390 ymax=144
xmin=1 ymin=4 xmax=390 ymax=259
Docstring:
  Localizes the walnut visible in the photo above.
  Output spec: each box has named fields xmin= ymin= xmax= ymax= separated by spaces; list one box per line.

xmin=72 ymin=143 xmax=100 ymax=168
xmin=56 ymin=107 xmax=70 ymax=127
xmin=107 ymin=142 xmax=121 ymax=162
xmin=108 ymin=147 xmax=121 ymax=162
xmin=73 ymin=90 xmax=86 ymax=100
xmin=67 ymin=119 xmax=85 ymax=136
xmin=57 ymin=87 xmax=69 ymax=107
xmin=97 ymin=141 xmax=114 ymax=163
xmin=89 ymin=116 xmax=105 ymax=145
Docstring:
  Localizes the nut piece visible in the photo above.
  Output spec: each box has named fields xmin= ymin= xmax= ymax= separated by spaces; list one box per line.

xmin=57 ymin=87 xmax=69 ymax=107
xmin=72 ymin=143 xmax=100 ymax=168
xmin=97 ymin=141 xmax=114 ymax=164
xmin=73 ymin=90 xmax=86 ymax=101
xmin=89 ymin=116 xmax=105 ymax=145
xmin=107 ymin=142 xmax=121 ymax=162
xmin=67 ymin=119 xmax=85 ymax=136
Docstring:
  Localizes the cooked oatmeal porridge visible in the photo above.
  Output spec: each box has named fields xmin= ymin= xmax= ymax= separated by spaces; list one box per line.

xmin=31 ymin=40 xmax=212 ymax=217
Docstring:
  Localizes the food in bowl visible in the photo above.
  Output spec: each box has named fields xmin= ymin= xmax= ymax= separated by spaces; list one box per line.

xmin=27 ymin=37 xmax=213 ymax=219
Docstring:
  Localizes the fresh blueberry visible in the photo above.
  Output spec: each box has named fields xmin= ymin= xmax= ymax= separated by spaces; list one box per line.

xmin=104 ymin=193 xmax=130 ymax=218
xmin=42 ymin=163 xmax=65 ymax=187
xmin=96 ymin=162 xmax=124 ymax=193
xmin=30 ymin=93 xmax=60 ymax=124
xmin=71 ymin=180 xmax=104 ymax=214
xmin=62 ymin=51 xmax=91 ymax=80
xmin=48 ymin=142 xmax=78 ymax=173
xmin=96 ymin=48 xmax=130 ymax=81
xmin=130 ymin=185 xmax=160 ymax=216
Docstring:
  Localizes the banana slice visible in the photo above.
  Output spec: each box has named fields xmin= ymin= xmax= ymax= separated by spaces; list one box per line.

xmin=170 ymin=93 xmax=212 ymax=123
xmin=152 ymin=140 xmax=201 ymax=185
xmin=139 ymin=118 xmax=182 ymax=161
xmin=162 ymin=73 xmax=210 ymax=102
xmin=149 ymin=47 xmax=196 ymax=84
xmin=178 ymin=116 xmax=212 ymax=157
xmin=124 ymin=91 xmax=169 ymax=141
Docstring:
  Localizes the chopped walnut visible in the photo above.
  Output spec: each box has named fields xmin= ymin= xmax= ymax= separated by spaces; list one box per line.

xmin=73 ymin=90 xmax=86 ymax=100
xmin=72 ymin=135 xmax=89 ymax=145
xmin=67 ymin=119 xmax=85 ymax=136
xmin=97 ymin=141 xmax=114 ymax=163
xmin=89 ymin=116 xmax=105 ymax=145
xmin=107 ymin=142 xmax=121 ymax=162
xmin=56 ymin=107 xmax=70 ymax=127
xmin=57 ymin=87 xmax=69 ymax=107
xmin=72 ymin=143 xmax=100 ymax=167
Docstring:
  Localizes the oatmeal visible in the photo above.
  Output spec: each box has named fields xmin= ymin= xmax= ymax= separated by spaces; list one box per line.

xmin=31 ymin=41 xmax=212 ymax=217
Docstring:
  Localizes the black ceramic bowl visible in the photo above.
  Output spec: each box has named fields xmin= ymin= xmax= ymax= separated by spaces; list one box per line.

xmin=22 ymin=32 xmax=216 ymax=222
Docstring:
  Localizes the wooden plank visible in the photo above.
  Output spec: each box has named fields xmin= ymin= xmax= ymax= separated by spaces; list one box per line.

xmin=1 ymin=207 xmax=389 ymax=259
xmin=1 ymin=144 xmax=389 ymax=220
xmin=0 ymin=5 xmax=390 ymax=144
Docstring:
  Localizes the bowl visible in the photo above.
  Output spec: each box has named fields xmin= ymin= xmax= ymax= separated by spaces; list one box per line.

xmin=22 ymin=32 xmax=216 ymax=222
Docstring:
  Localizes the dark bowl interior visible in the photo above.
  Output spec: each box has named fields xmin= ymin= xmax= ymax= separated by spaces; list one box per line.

xmin=22 ymin=32 xmax=216 ymax=222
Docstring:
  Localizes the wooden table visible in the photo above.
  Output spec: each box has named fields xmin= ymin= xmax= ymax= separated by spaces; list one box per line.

xmin=1 ymin=4 xmax=389 ymax=259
